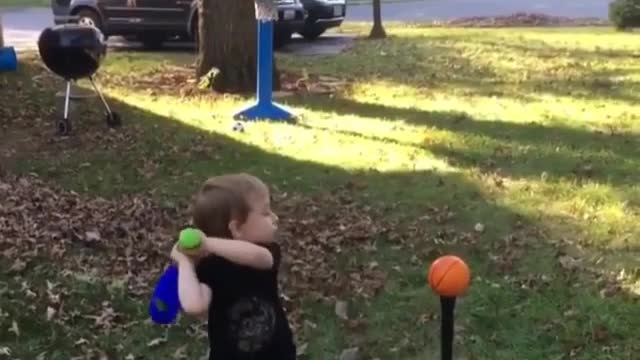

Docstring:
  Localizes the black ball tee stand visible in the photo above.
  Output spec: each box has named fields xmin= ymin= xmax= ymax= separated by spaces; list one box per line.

xmin=440 ymin=296 xmax=456 ymax=360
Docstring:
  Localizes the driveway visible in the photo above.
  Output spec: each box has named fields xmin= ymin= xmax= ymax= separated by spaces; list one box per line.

xmin=1 ymin=1 xmax=611 ymax=51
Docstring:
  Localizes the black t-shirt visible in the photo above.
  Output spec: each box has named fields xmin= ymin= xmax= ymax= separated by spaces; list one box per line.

xmin=196 ymin=243 xmax=296 ymax=360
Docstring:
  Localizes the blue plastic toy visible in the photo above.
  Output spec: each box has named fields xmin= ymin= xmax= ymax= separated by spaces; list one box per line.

xmin=233 ymin=19 xmax=294 ymax=121
xmin=149 ymin=265 xmax=182 ymax=324
xmin=0 ymin=47 xmax=17 ymax=72
xmin=149 ymin=228 xmax=202 ymax=324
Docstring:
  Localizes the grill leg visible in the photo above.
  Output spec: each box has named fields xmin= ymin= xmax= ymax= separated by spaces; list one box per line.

xmin=89 ymin=76 xmax=112 ymax=115
xmin=55 ymin=81 xmax=73 ymax=136
xmin=90 ymin=76 xmax=121 ymax=129
xmin=63 ymin=81 xmax=71 ymax=120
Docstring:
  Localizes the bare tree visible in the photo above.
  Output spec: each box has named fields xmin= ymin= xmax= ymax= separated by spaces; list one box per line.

xmin=195 ymin=0 xmax=280 ymax=93
xmin=369 ymin=0 xmax=387 ymax=39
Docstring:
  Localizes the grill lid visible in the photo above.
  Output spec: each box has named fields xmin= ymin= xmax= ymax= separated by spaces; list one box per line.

xmin=38 ymin=24 xmax=107 ymax=80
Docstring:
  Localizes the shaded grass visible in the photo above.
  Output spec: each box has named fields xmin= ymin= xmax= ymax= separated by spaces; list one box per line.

xmin=1 ymin=25 xmax=639 ymax=359
xmin=0 ymin=258 xmax=209 ymax=359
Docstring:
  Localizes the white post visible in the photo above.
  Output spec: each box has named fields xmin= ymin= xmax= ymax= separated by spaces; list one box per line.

xmin=254 ymin=0 xmax=278 ymax=21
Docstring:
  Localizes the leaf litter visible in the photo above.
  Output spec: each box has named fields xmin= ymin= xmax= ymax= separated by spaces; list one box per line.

xmin=0 ymin=172 xmax=393 ymax=342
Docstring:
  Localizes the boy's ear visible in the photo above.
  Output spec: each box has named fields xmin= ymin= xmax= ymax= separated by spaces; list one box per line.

xmin=228 ymin=219 xmax=242 ymax=239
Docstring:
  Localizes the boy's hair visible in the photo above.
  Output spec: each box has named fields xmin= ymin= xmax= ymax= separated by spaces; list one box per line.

xmin=191 ymin=173 xmax=268 ymax=238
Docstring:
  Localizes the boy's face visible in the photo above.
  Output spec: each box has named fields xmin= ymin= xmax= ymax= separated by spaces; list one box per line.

xmin=234 ymin=190 xmax=278 ymax=243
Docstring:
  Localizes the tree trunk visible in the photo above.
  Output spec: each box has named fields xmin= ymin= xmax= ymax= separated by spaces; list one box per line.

xmin=196 ymin=0 xmax=280 ymax=94
xmin=0 ymin=16 xmax=4 ymax=48
xmin=369 ymin=0 xmax=387 ymax=39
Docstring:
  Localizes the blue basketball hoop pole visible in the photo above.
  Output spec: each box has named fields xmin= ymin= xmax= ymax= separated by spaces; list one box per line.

xmin=234 ymin=19 xmax=294 ymax=121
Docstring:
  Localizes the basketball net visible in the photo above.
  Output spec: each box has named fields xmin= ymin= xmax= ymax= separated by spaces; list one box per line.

xmin=254 ymin=0 xmax=278 ymax=21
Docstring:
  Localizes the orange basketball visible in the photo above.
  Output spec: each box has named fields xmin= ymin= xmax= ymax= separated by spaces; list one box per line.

xmin=428 ymin=255 xmax=471 ymax=297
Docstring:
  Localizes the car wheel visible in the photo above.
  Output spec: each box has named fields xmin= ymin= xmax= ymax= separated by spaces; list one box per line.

xmin=273 ymin=30 xmax=292 ymax=49
xmin=76 ymin=9 xmax=103 ymax=32
xmin=138 ymin=34 xmax=166 ymax=50
xmin=299 ymin=27 xmax=325 ymax=40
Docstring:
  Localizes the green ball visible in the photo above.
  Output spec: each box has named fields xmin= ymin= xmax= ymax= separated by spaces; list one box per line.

xmin=179 ymin=228 xmax=202 ymax=249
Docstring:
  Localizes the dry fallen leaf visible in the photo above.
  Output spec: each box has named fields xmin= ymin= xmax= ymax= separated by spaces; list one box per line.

xmin=9 ymin=259 xmax=26 ymax=272
xmin=563 ymin=308 xmax=579 ymax=319
xmin=0 ymin=173 xmax=397 ymax=340
xmin=172 ymin=345 xmax=188 ymax=359
xmin=339 ymin=347 xmax=360 ymax=360
xmin=147 ymin=337 xmax=167 ymax=348
xmin=442 ymin=13 xmax=607 ymax=27
xmin=335 ymin=300 xmax=349 ymax=320
xmin=46 ymin=306 xmax=56 ymax=321
xmin=591 ymin=324 xmax=610 ymax=343
xmin=296 ymin=342 xmax=308 ymax=356
xmin=8 ymin=320 xmax=19 ymax=337
xmin=558 ymin=255 xmax=581 ymax=271
xmin=600 ymin=284 xmax=621 ymax=298
xmin=85 ymin=230 xmax=102 ymax=242
xmin=98 ymin=349 xmax=109 ymax=360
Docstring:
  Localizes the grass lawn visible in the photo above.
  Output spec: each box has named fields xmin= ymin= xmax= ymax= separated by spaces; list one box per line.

xmin=1 ymin=24 xmax=639 ymax=359
xmin=0 ymin=0 xmax=49 ymax=7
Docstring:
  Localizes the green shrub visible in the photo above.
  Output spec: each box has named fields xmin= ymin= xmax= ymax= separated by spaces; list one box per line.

xmin=609 ymin=0 xmax=640 ymax=30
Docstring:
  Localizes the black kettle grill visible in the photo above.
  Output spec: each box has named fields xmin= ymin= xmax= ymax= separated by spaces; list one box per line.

xmin=38 ymin=24 xmax=121 ymax=135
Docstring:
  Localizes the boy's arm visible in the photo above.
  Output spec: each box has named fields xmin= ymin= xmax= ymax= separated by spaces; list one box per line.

xmin=201 ymin=237 xmax=273 ymax=270
xmin=175 ymin=257 xmax=212 ymax=316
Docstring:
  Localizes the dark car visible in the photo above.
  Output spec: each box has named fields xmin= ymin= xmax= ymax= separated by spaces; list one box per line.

xmin=298 ymin=0 xmax=345 ymax=40
xmin=50 ymin=0 xmax=306 ymax=49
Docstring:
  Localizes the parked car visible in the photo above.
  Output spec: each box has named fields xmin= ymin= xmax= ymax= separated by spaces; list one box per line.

xmin=50 ymin=0 xmax=307 ymax=49
xmin=298 ymin=0 xmax=346 ymax=40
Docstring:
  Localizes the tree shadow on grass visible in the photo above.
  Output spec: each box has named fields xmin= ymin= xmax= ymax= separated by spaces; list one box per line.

xmin=286 ymin=95 xmax=639 ymax=188
xmin=460 ymin=36 xmax=640 ymax=104
xmin=280 ymin=34 xmax=541 ymax=101
xmin=1 ymin=59 xmax=638 ymax=359
xmin=305 ymin=31 xmax=640 ymax=105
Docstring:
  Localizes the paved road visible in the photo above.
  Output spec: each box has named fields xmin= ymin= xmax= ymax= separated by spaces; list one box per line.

xmin=1 ymin=7 xmax=51 ymax=50
xmin=347 ymin=0 xmax=611 ymax=22
xmin=1 ymin=0 xmax=611 ymax=51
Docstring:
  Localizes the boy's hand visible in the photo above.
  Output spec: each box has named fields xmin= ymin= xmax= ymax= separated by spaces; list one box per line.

xmin=171 ymin=243 xmax=195 ymax=265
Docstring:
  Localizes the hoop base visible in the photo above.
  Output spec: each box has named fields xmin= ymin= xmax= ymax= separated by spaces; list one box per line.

xmin=234 ymin=101 xmax=293 ymax=121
